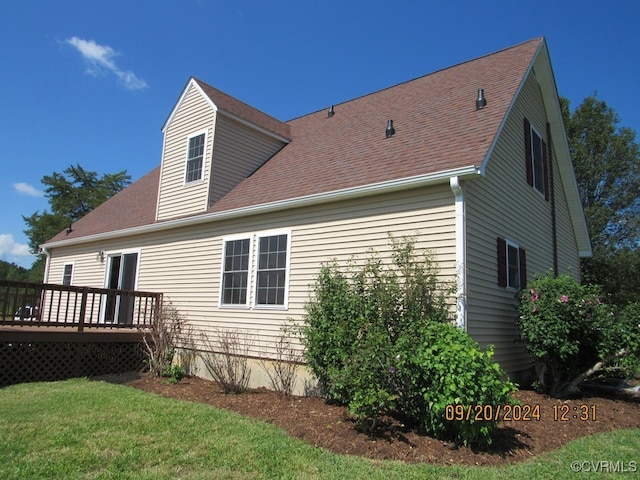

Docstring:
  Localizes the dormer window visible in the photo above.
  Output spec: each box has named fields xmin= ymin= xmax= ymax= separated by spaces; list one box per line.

xmin=185 ymin=132 xmax=206 ymax=183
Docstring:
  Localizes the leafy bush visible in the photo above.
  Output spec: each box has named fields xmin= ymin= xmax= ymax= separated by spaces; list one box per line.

xmin=605 ymin=302 xmax=640 ymax=376
xmin=302 ymin=235 xmax=452 ymax=402
xmin=162 ymin=364 xmax=185 ymax=384
xmin=517 ymin=272 xmax=640 ymax=396
xmin=302 ymin=235 xmax=516 ymax=446
xmin=395 ymin=323 xmax=516 ymax=445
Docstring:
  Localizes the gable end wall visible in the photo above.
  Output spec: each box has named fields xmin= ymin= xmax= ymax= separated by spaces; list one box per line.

xmin=464 ymin=71 xmax=580 ymax=376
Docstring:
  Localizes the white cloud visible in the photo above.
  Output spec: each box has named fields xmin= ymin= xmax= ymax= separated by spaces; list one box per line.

xmin=65 ymin=36 xmax=148 ymax=91
xmin=13 ymin=182 xmax=44 ymax=197
xmin=0 ymin=234 xmax=34 ymax=267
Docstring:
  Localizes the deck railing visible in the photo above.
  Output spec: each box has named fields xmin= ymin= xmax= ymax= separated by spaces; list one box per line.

xmin=0 ymin=279 xmax=162 ymax=331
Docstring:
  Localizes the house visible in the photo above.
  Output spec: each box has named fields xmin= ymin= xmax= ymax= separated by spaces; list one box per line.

xmin=42 ymin=37 xmax=591 ymax=389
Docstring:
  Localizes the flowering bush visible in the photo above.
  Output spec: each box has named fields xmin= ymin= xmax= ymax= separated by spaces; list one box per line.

xmin=517 ymin=272 xmax=639 ymax=396
xmin=302 ymin=235 xmax=516 ymax=446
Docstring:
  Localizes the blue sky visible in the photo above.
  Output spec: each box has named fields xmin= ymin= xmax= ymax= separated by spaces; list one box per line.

xmin=1 ymin=1 xmax=638 ymax=268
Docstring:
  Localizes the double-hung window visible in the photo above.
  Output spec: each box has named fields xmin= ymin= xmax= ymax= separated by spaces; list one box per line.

xmin=221 ymin=238 xmax=251 ymax=306
xmin=62 ymin=263 xmax=73 ymax=286
xmin=220 ymin=231 xmax=290 ymax=308
xmin=524 ymin=118 xmax=549 ymax=199
xmin=185 ymin=132 xmax=205 ymax=183
xmin=497 ymin=237 xmax=526 ymax=290
xmin=256 ymin=234 xmax=288 ymax=306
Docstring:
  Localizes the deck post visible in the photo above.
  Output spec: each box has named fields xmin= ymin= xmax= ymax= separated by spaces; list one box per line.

xmin=78 ymin=287 xmax=88 ymax=332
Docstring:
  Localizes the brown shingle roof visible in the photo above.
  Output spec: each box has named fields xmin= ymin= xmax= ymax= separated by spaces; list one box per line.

xmin=47 ymin=167 xmax=160 ymax=243
xmin=193 ymin=78 xmax=291 ymax=140
xmin=209 ymin=38 xmax=541 ymax=213
xmin=45 ymin=38 xmax=542 ymax=244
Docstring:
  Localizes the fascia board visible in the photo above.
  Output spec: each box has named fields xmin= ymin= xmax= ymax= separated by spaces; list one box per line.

xmin=42 ymin=165 xmax=480 ymax=249
xmin=161 ymin=77 xmax=218 ymax=133
xmin=534 ymin=42 xmax=592 ymax=257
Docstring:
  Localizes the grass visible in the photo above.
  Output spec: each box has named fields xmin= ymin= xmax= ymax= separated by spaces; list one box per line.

xmin=0 ymin=379 xmax=638 ymax=479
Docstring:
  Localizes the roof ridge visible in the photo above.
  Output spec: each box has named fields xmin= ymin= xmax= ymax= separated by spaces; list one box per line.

xmin=286 ymin=37 xmax=544 ymax=123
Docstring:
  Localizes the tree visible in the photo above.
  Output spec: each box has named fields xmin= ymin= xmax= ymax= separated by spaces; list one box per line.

xmin=0 ymin=259 xmax=30 ymax=281
xmin=561 ymin=95 xmax=640 ymax=305
xmin=23 ymin=164 xmax=131 ymax=263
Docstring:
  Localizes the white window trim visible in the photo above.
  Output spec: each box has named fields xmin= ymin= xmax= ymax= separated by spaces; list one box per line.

xmin=62 ymin=262 xmax=74 ymax=286
xmin=219 ymin=234 xmax=253 ymax=309
xmin=529 ymin=124 xmax=545 ymax=197
xmin=183 ymin=129 xmax=208 ymax=186
xmin=218 ymin=229 xmax=292 ymax=311
xmin=253 ymin=229 xmax=292 ymax=311
xmin=505 ymin=239 xmax=521 ymax=291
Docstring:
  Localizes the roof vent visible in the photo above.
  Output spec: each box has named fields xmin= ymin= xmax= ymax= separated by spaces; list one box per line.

xmin=327 ymin=105 xmax=335 ymax=117
xmin=385 ymin=119 xmax=395 ymax=138
xmin=476 ymin=88 xmax=487 ymax=110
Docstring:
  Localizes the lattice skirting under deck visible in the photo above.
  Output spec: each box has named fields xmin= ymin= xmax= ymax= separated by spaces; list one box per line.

xmin=0 ymin=341 xmax=147 ymax=387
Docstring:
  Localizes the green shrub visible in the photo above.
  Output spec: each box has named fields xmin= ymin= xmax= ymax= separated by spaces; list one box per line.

xmin=302 ymin=235 xmax=517 ymax=446
xmin=162 ymin=364 xmax=185 ymax=384
xmin=517 ymin=272 xmax=640 ymax=396
xmin=302 ymin=235 xmax=452 ymax=403
xmin=395 ymin=323 xmax=516 ymax=446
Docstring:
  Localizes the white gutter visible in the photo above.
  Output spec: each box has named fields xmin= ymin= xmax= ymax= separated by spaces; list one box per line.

xmin=43 ymin=165 xmax=481 ymax=249
xmin=449 ymin=176 xmax=467 ymax=331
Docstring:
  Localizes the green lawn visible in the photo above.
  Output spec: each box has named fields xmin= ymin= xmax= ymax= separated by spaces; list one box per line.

xmin=0 ymin=379 xmax=638 ymax=479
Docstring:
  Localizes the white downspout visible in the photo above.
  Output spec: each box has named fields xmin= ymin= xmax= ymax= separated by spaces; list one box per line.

xmin=449 ymin=177 xmax=467 ymax=331
xmin=40 ymin=245 xmax=51 ymax=283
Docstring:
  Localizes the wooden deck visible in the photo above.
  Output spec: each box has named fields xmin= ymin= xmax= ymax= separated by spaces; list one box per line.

xmin=0 ymin=280 xmax=162 ymax=386
xmin=0 ymin=279 xmax=162 ymax=331
xmin=0 ymin=325 xmax=145 ymax=342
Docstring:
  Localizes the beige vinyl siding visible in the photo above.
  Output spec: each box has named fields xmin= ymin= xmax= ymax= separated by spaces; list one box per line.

xmin=47 ymin=184 xmax=456 ymax=358
xmin=156 ymin=83 xmax=215 ymax=221
xmin=464 ymin=71 xmax=581 ymax=376
xmin=209 ymin=115 xmax=286 ymax=207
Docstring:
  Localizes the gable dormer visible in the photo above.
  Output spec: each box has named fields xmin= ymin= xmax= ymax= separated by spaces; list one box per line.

xmin=156 ymin=77 xmax=290 ymax=221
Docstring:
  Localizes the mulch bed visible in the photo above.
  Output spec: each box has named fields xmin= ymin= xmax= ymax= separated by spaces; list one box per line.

xmin=96 ymin=372 xmax=640 ymax=466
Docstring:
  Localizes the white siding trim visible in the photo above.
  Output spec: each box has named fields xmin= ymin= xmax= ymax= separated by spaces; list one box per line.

xmin=155 ymin=131 xmax=169 ymax=221
xmin=450 ymin=176 xmax=467 ymax=330
xmin=162 ymin=78 xmax=217 ymax=133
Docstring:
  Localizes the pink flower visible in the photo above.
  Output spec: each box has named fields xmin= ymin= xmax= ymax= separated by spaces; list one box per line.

xmin=532 ymin=306 xmax=538 ymax=313
xmin=531 ymin=293 xmax=539 ymax=302
xmin=559 ymin=295 xmax=569 ymax=303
